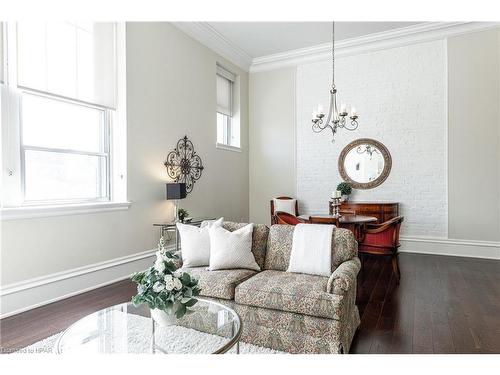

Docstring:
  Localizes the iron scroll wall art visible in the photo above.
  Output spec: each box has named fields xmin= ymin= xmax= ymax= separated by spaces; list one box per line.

xmin=164 ymin=136 xmax=204 ymax=194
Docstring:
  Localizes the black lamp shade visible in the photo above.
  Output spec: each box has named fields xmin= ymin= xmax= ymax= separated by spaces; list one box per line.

xmin=166 ymin=182 xmax=187 ymax=200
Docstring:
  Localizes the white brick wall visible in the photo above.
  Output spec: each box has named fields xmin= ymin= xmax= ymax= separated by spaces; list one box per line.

xmin=296 ymin=40 xmax=447 ymax=238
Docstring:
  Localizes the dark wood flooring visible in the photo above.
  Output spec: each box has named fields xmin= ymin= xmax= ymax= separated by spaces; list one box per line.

xmin=1 ymin=253 xmax=499 ymax=353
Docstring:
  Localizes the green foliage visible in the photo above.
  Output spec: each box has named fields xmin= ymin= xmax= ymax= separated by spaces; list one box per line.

xmin=337 ymin=181 xmax=352 ymax=195
xmin=130 ymin=237 xmax=200 ymax=319
xmin=178 ymin=208 xmax=189 ymax=222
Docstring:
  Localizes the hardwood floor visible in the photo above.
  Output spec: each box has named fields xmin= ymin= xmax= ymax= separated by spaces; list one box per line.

xmin=350 ymin=253 xmax=500 ymax=353
xmin=1 ymin=253 xmax=499 ymax=353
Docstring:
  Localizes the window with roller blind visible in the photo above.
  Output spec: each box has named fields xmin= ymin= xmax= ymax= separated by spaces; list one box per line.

xmin=1 ymin=22 xmax=127 ymax=209
xmin=216 ymin=64 xmax=240 ymax=150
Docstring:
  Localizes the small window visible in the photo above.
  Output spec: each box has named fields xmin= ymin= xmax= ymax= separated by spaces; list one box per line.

xmin=216 ymin=65 xmax=239 ymax=149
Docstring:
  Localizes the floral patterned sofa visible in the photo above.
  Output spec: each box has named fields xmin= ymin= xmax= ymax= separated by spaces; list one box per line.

xmin=179 ymin=221 xmax=361 ymax=354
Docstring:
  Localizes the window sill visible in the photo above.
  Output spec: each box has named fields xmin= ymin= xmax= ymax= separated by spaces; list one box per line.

xmin=1 ymin=201 xmax=132 ymax=221
xmin=216 ymin=143 xmax=242 ymax=153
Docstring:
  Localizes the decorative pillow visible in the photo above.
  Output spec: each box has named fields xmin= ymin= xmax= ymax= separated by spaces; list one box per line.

xmin=273 ymin=199 xmax=296 ymax=215
xmin=200 ymin=217 xmax=224 ymax=229
xmin=208 ymin=224 xmax=260 ymax=271
xmin=177 ymin=218 xmax=223 ymax=267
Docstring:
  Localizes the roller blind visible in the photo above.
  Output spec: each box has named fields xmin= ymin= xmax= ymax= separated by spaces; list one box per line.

xmin=0 ymin=23 xmax=4 ymax=83
xmin=16 ymin=22 xmax=116 ymax=108
xmin=216 ymin=65 xmax=235 ymax=117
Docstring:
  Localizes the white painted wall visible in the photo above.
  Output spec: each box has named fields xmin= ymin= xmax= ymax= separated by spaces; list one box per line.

xmin=1 ymin=23 xmax=249 ymax=288
xmin=249 ymin=29 xmax=500 ymax=252
xmin=249 ymin=68 xmax=296 ymax=225
xmin=448 ymin=29 xmax=500 ymax=242
xmin=296 ymin=40 xmax=447 ymax=238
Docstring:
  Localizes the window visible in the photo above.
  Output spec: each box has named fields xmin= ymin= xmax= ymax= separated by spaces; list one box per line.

xmin=216 ymin=65 xmax=240 ymax=150
xmin=21 ymin=93 xmax=109 ymax=202
xmin=1 ymin=22 xmax=127 ymax=210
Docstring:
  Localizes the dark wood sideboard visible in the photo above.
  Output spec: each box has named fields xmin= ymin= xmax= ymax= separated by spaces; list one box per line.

xmin=338 ymin=201 xmax=399 ymax=223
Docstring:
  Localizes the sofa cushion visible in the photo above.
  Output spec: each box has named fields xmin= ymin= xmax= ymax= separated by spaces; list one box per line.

xmin=264 ymin=225 xmax=358 ymax=272
xmin=222 ymin=221 xmax=269 ymax=269
xmin=180 ymin=266 xmax=256 ymax=300
xmin=235 ymin=270 xmax=344 ymax=320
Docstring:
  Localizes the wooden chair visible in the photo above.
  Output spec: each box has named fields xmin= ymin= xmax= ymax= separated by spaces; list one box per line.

xmin=358 ymin=216 xmax=404 ymax=283
xmin=274 ymin=211 xmax=309 ymax=226
xmin=270 ymin=196 xmax=299 ymax=224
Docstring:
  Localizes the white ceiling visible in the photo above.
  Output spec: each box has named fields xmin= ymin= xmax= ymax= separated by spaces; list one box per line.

xmin=208 ymin=22 xmax=422 ymax=58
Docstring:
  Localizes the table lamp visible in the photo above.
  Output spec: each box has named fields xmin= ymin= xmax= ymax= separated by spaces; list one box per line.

xmin=166 ymin=182 xmax=187 ymax=222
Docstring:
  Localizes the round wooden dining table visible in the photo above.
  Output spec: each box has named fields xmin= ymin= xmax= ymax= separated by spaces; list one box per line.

xmin=298 ymin=214 xmax=378 ymax=242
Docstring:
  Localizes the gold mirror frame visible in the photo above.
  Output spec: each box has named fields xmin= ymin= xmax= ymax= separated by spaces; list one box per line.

xmin=338 ymin=138 xmax=392 ymax=189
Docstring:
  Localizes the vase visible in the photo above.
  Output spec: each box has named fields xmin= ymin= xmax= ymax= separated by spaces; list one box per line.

xmin=341 ymin=194 xmax=349 ymax=202
xmin=150 ymin=302 xmax=180 ymax=327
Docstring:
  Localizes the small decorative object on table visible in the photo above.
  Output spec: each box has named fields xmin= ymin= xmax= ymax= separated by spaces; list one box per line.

xmin=131 ymin=237 xmax=201 ymax=326
xmin=177 ymin=208 xmax=189 ymax=223
xmin=329 ymin=190 xmax=342 ymax=218
xmin=336 ymin=182 xmax=352 ymax=202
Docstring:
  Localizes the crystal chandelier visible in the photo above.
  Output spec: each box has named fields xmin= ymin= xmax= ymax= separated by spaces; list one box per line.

xmin=311 ymin=21 xmax=359 ymax=142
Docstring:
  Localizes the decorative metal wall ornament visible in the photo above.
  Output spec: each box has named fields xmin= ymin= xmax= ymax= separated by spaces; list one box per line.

xmin=164 ymin=136 xmax=204 ymax=194
xmin=311 ymin=21 xmax=360 ymax=142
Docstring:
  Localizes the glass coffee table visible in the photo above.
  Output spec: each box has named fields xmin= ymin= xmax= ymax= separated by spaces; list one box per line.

xmin=55 ymin=299 xmax=241 ymax=354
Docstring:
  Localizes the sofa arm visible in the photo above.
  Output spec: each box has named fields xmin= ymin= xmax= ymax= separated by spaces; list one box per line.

xmin=327 ymin=257 xmax=361 ymax=295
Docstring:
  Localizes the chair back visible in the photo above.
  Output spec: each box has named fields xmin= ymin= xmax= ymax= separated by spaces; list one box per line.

xmin=270 ymin=196 xmax=299 ymax=224
xmin=360 ymin=216 xmax=404 ymax=253
xmin=274 ymin=211 xmax=306 ymax=226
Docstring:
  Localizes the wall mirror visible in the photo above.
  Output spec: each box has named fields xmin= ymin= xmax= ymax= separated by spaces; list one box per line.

xmin=338 ymin=138 xmax=392 ymax=189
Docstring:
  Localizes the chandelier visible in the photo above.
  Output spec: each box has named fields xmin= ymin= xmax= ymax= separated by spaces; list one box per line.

xmin=311 ymin=21 xmax=359 ymax=142
xmin=357 ymin=145 xmax=379 ymax=159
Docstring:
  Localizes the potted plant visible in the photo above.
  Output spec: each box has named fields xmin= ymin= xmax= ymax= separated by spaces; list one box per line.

xmin=336 ymin=182 xmax=352 ymax=202
xmin=131 ymin=237 xmax=201 ymax=326
xmin=177 ymin=208 xmax=189 ymax=223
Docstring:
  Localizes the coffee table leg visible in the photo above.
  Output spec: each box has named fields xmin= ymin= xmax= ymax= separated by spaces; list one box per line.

xmin=151 ymin=319 xmax=155 ymax=354
xmin=236 ymin=341 xmax=240 ymax=354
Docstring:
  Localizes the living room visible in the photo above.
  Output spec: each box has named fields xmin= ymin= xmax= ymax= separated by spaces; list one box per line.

xmin=1 ymin=0 xmax=499 ymax=372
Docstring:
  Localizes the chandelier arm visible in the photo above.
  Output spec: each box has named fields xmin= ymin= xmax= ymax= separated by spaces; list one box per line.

xmin=323 ymin=90 xmax=334 ymax=127
xmin=344 ymin=120 xmax=359 ymax=131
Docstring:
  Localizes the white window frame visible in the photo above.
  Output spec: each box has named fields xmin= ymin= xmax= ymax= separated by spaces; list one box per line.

xmin=216 ymin=64 xmax=240 ymax=152
xmin=0 ymin=22 xmax=129 ymax=219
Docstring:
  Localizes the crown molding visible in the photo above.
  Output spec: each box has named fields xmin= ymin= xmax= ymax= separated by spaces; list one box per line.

xmin=250 ymin=22 xmax=499 ymax=73
xmin=172 ymin=22 xmax=253 ymax=71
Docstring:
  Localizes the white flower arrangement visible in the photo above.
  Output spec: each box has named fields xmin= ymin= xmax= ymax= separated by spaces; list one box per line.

xmin=131 ymin=237 xmax=201 ymax=319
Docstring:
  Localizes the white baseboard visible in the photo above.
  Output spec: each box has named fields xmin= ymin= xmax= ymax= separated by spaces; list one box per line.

xmin=400 ymin=236 xmax=500 ymax=260
xmin=0 ymin=247 xmax=172 ymax=319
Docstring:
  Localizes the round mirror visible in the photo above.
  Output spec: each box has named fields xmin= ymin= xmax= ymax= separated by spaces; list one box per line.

xmin=338 ymin=138 xmax=392 ymax=189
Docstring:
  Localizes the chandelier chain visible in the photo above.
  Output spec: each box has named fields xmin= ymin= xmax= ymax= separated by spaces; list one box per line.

xmin=332 ymin=21 xmax=335 ymax=87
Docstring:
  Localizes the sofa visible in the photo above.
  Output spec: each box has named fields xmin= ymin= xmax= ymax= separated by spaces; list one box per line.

xmin=179 ymin=221 xmax=361 ymax=354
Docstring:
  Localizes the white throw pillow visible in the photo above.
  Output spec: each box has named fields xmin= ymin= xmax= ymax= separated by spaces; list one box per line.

xmin=177 ymin=218 xmax=223 ymax=267
xmin=273 ymin=198 xmax=296 ymax=216
xmin=287 ymin=224 xmax=333 ymax=277
xmin=208 ymin=224 xmax=260 ymax=271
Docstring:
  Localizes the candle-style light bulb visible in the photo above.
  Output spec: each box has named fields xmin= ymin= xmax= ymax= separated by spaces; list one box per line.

xmin=317 ymin=104 xmax=324 ymax=115
xmin=350 ymin=107 xmax=357 ymax=117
